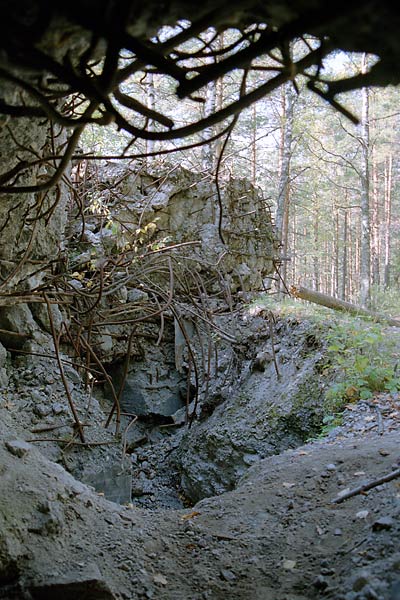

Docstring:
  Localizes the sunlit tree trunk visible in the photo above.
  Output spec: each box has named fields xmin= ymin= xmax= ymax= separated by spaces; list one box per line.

xmin=341 ymin=209 xmax=348 ymax=300
xmin=359 ymin=53 xmax=371 ymax=307
xmin=333 ymin=208 xmax=339 ymax=297
xmin=355 ymin=223 xmax=361 ymax=302
xmin=291 ymin=205 xmax=297 ymax=282
xmin=202 ymin=78 xmax=217 ymax=171
xmin=275 ymin=82 xmax=295 ymax=294
xmin=145 ymin=72 xmax=155 ymax=163
xmin=370 ymin=158 xmax=380 ymax=286
xmin=201 ymin=29 xmax=218 ymax=173
xmin=383 ymin=154 xmax=393 ymax=289
xmin=312 ymin=204 xmax=320 ymax=291
xmin=251 ymin=102 xmax=257 ymax=186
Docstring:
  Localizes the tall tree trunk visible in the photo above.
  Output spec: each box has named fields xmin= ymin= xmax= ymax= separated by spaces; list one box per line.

xmin=333 ymin=208 xmax=339 ymax=297
xmin=370 ymin=157 xmax=380 ymax=286
xmin=359 ymin=53 xmax=371 ymax=307
xmin=341 ymin=209 xmax=348 ymax=300
xmin=275 ymin=82 xmax=295 ymax=294
xmin=145 ymin=72 xmax=156 ymax=163
xmin=201 ymin=29 xmax=218 ymax=173
xmin=251 ymin=102 xmax=257 ymax=186
xmin=384 ymin=154 xmax=393 ymax=289
xmin=275 ymin=82 xmax=295 ymax=238
xmin=201 ymin=79 xmax=217 ymax=172
xmin=291 ymin=205 xmax=297 ymax=282
xmin=312 ymin=204 xmax=320 ymax=291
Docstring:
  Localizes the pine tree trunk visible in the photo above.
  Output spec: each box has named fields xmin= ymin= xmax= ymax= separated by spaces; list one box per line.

xmin=371 ymin=158 xmax=380 ymax=286
xmin=333 ymin=208 xmax=339 ymax=297
xmin=341 ymin=209 xmax=348 ymax=300
xmin=359 ymin=54 xmax=371 ymax=307
xmin=275 ymin=82 xmax=295 ymax=294
xmin=313 ymin=205 xmax=320 ymax=291
xmin=251 ymin=103 xmax=257 ymax=186
xmin=145 ymin=72 xmax=156 ymax=162
xmin=384 ymin=154 xmax=393 ymax=289
xmin=291 ymin=206 xmax=297 ymax=282
xmin=201 ymin=29 xmax=218 ymax=173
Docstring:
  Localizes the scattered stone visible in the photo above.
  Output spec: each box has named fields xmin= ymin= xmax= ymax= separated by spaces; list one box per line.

xmin=5 ymin=439 xmax=32 ymax=457
xmin=321 ymin=567 xmax=336 ymax=576
xmin=313 ymin=575 xmax=328 ymax=590
xmin=334 ymin=529 xmax=343 ymax=536
xmin=34 ymin=403 xmax=52 ymax=418
xmin=29 ymin=564 xmax=116 ymax=599
xmin=362 ymin=585 xmax=379 ymax=599
xmin=127 ymin=288 xmax=149 ymax=303
xmin=372 ymin=516 xmax=394 ymax=531
xmin=356 ymin=510 xmax=369 ymax=520
xmin=390 ymin=581 xmax=400 ymax=600
xmin=220 ymin=569 xmax=237 ymax=582
xmin=352 ymin=573 xmax=370 ymax=592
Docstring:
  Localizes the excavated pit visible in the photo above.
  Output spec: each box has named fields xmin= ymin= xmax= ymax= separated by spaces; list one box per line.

xmin=96 ymin=308 xmax=332 ymax=509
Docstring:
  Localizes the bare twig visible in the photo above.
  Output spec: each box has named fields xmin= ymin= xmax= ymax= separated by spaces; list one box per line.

xmin=43 ymin=293 xmax=86 ymax=443
xmin=332 ymin=467 xmax=400 ymax=504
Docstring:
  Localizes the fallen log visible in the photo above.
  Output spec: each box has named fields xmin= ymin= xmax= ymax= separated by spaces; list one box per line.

xmin=290 ymin=285 xmax=400 ymax=328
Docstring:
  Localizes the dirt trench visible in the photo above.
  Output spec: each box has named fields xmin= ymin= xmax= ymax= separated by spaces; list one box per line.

xmin=1 ymin=312 xmax=400 ymax=600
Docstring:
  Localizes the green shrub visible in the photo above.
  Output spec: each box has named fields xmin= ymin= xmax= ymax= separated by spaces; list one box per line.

xmin=323 ymin=318 xmax=400 ymax=412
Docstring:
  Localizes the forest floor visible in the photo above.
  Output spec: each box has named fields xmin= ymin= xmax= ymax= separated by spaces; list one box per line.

xmin=1 ymin=321 xmax=400 ymax=600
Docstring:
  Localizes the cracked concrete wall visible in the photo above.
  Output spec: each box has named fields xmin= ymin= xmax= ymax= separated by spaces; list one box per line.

xmin=89 ymin=162 xmax=277 ymax=295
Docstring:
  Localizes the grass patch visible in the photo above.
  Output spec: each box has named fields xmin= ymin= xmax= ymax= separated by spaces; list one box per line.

xmin=246 ymin=294 xmax=400 ymax=438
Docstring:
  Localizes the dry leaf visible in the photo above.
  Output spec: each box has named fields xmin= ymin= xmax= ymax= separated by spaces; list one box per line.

xmin=181 ymin=511 xmax=201 ymax=521
xmin=153 ymin=573 xmax=168 ymax=586
xmin=282 ymin=559 xmax=297 ymax=570
xmin=186 ymin=543 xmax=197 ymax=551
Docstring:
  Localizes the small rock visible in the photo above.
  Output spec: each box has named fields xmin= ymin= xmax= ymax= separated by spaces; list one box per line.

xmin=220 ymin=569 xmax=237 ymax=582
xmin=321 ymin=567 xmax=336 ymax=576
xmin=5 ymin=439 xmax=32 ymax=457
xmin=353 ymin=574 xmax=370 ymax=592
xmin=372 ymin=516 xmax=394 ymax=531
xmin=52 ymin=403 xmax=65 ymax=415
xmin=29 ymin=564 xmax=116 ymax=599
xmin=390 ymin=581 xmax=400 ymax=600
xmin=356 ymin=510 xmax=369 ymax=520
xmin=334 ymin=529 xmax=343 ymax=536
xmin=362 ymin=585 xmax=379 ymax=599
xmin=326 ymin=464 xmax=337 ymax=471
xmin=313 ymin=575 xmax=328 ymax=590
xmin=131 ymin=482 xmax=145 ymax=496
xmin=320 ymin=559 xmax=330 ymax=568
xmin=34 ymin=403 xmax=52 ymax=418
